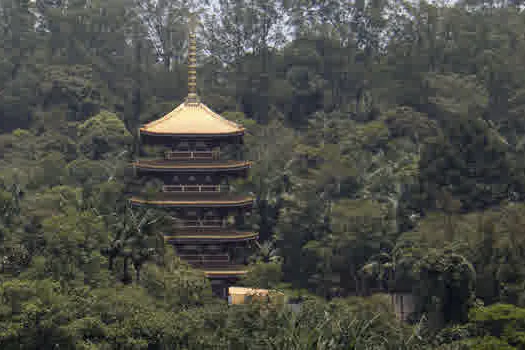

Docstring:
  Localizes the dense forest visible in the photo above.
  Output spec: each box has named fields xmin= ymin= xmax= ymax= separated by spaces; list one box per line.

xmin=2 ymin=0 xmax=525 ymax=348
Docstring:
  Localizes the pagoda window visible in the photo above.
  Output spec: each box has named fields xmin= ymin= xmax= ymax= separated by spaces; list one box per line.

xmin=196 ymin=141 xmax=209 ymax=151
xmin=172 ymin=175 xmax=180 ymax=183
xmin=200 ymin=210 xmax=221 ymax=228
xmin=183 ymin=210 xmax=199 ymax=228
xmin=177 ymin=142 xmax=190 ymax=151
xmin=205 ymin=175 xmax=212 ymax=183
xmin=207 ymin=245 xmax=222 ymax=253
xmin=189 ymin=175 xmax=196 ymax=182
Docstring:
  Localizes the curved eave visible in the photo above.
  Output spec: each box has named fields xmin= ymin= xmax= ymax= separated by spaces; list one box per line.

xmin=165 ymin=232 xmax=258 ymax=243
xmin=129 ymin=196 xmax=254 ymax=208
xmin=139 ymin=129 xmax=245 ymax=138
xmin=133 ymin=161 xmax=252 ymax=173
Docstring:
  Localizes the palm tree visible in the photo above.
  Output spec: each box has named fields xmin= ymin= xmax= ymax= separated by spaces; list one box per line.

xmin=102 ymin=204 xmax=167 ymax=283
xmin=254 ymin=240 xmax=281 ymax=264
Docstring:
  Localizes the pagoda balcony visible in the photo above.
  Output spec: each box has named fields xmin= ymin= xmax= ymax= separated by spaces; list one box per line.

xmin=177 ymin=254 xmax=248 ymax=278
xmin=179 ymin=253 xmax=230 ymax=265
xmin=130 ymin=192 xmax=254 ymax=208
xmin=177 ymin=219 xmax=224 ymax=229
xmin=133 ymin=159 xmax=251 ymax=173
xmin=162 ymin=184 xmax=229 ymax=193
xmin=165 ymin=150 xmax=219 ymax=161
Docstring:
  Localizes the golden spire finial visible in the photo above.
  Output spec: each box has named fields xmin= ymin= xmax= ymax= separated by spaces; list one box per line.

xmin=186 ymin=13 xmax=199 ymax=104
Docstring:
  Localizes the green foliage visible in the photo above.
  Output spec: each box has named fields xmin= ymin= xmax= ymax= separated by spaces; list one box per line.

xmin=66 ymin=158 xmax=110 ymax=186
xmin=33 ymin=152 xmax=68 ymax=188
xmin=0 ymin=279 xmax=191 ymax=349
xmin=444 ymin=336 xmax=517 ymax=350
xmin=426 ymin=73 xmax=489 ymax=117
xmin=38 ymin=65 xmax=106 ymax=124
xmin=2 ymin=0 xmax=525 ymax=347
xmin=77 ymin=110 xmax=132 ymax=160
xmin=420 ymin=115 xmax=515 ymax=211
xmin=24 ymin=185 xmax=83 ymax=221
xmin=242 ymin=261 xmax=284 ymax=290
xmin=40 ymin=210 xmax=109 ymax=286
xmin=139 ymin=248 xmax=213 ymax=309
xmin=414 ymin=249 xmax=476 ymax=326
xmin=467 ymin=304 xmax=525 ymax=348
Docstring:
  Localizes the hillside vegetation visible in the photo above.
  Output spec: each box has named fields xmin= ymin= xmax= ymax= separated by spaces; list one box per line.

xmin=2 ymin=0 xmax=525 ymax=348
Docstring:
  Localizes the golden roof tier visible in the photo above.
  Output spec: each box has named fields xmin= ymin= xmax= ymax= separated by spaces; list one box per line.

xmin=204 ymin=267 xmax=248 ymax=279
xmin=165 ymin=231 xmax=258 ymax=244
xmin=130 ymin=193 xmax=254 ymax=208
xmin=139 ymin=102 xmax=245 ymax=138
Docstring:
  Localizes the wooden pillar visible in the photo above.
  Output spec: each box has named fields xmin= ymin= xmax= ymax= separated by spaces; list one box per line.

xmin=236 ymin=208 xmax=245 ymax=228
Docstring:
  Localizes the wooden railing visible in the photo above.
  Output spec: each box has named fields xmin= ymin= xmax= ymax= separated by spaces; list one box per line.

xmin=179 ymin=254 xmax=230 ymax=265
xmin=179 ymin=219 xmax=224 ymax=229
xmin=162 ymin=184 xmax=229 ymax=193
xmin=165 ymin=150 xmax=219 ymax=161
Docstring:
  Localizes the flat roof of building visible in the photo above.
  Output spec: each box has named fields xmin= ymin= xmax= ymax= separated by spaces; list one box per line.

xmin=228 ymin=287 xmax=284 ymax=296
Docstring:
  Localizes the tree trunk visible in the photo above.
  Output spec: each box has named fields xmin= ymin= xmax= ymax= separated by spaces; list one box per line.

xmin=123 ymin=256 xmax=132 ymax=284
xmin=134 ymin=261 xmax=142 ymax=283
xmin=351 ymin=267 xmax=360 ymax=295
xmin=109 ymin=255 xmax=114 ymax=271
xmin=164 ymin=53 xmax=171 ymax=72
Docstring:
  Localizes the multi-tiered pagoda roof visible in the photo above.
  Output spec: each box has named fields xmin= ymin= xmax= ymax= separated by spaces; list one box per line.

xmin=130 ymin=18 xmax=257 ymax=296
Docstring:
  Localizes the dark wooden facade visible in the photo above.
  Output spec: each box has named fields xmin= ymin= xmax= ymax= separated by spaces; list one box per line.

xmin=131 ymin=125 xmax=257 ymax=298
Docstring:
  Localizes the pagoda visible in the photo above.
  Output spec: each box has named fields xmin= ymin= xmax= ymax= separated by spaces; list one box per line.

xmin=130 ymin=19 xmax=257 ymax=298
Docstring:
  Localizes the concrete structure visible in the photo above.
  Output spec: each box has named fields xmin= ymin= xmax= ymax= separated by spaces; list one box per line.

xmin=390 ymin=292 xmax=417 ymax=322
xmin=228 ymin=287 xmax=285 ymax=305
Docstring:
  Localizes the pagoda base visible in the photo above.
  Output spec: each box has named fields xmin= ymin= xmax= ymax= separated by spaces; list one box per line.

xmin=210 ymin=279 xmax=229 ymax=299
xmin=185 ymin=263 xmax=248 ymax=299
